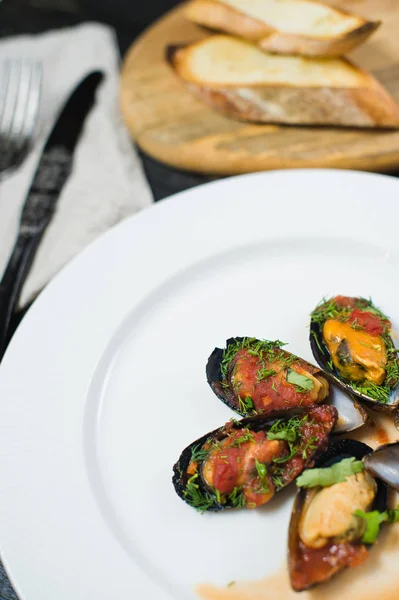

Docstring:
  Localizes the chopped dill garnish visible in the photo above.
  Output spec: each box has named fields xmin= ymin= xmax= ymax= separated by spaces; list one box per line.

xmin=255 ymin=479 xmax=270 ymax=494
xmin=310 ymin=329 xmax=325 ymax=355
xmin=350 ymin=381 xmax=391 ymax=404
xmin=220 ymin=338 xmax=287 ymax=381
xmin=190 ymin=444 xmax=210 ymax=464
xmin=267 ymin=414 xmax=319 ymax=465
xmin=349 ymin=318 xmax=365 ymax=331
xmin=184 ymin=473 xmax=217 ymax=512
xmin=257 ymin=367 xmax=277 ymax=381
xmin=238 ymin=394 xmax=255 ymax=414
xmin=310 ymin=297 xmax=343 ymax=325
xmin=267 ymin=415 xmax=307 ymax=443
xmin=272 ymin=468 xmax=285 ymax=489
xmin=302 ymin=436 xmax=318 ymax=460
xmin=230 ymin=429 xmax=254 ymax=447
xmin=228 ymin=486 xmax=246 ymax=508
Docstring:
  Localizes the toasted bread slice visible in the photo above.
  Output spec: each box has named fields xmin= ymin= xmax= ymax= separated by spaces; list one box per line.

xmin=185 ymin=0 xmax=380 ymax=57
xmin=167 ymin=36 xmax=399 ymax=128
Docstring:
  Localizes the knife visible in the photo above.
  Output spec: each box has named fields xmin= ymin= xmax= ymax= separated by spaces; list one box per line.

xmin=0 ymin=70 xmax=104 ymax=359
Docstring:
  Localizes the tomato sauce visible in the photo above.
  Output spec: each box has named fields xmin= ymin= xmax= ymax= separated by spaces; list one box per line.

xmin=279 ymin=405 xmax=336 ymax=486
xmin=348 ymin=308 xmax=388 ymax=337
xmin=331 ymin=296 xmax=390 ymax=337
xmin=195 ymin=405 xmax=337 ymax=509
xmin=231 ymin=349 xmax=321 ymax=413
xmin=291 ymin=539 xmax=368 ymax=591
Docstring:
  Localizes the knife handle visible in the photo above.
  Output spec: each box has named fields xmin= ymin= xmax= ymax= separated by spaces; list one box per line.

xmin=0 ymin=234 xmax=39 ymax=359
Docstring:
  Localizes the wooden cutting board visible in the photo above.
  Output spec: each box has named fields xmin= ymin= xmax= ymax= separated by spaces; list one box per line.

xmin=120 ymin=0 xmax=399 ymax=175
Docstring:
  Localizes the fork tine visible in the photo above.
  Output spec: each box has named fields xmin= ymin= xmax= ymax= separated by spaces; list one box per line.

xmin=0 ymin=61 xmax=11 ymax=126
xmin=0 ymin=59 xmax=42 ymax=177
xmin=0 ymin=59 xmax=22 ymax=141
xmin=18 ymin=61 xmax=42 ymax=147
xmin=9 ymin=60 xmax=35 ymax=148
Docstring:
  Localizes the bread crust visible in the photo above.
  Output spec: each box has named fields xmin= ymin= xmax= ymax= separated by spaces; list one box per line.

xmin=185 ymin=0 xmax=380 ymax=57
xmin=167 ymin=42 xmax=399 ymax=128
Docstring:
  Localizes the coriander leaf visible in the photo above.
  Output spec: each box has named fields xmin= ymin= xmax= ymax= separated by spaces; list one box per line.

xmin=286 ymin=368 xmax=314 ymax=391
xmin=296 ymin=457 xmax=364 ymax=488
xmin=355 ymin=505 xmax=399 ymax=544
xmin=355 ymin=510 xmax=389 ymax=544
xmin=255 ymin=458 xmax=267 ymax=479
xmin=238 ymin=395 xmax=254 ymax=414
xmin=268 ymin=430 xmax=297 ymax=442
xmin=387 ymin=508 xmax=399 ymax=523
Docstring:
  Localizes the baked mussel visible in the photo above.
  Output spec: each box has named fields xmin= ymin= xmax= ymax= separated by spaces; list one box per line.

xmin=206 ymin=337 xmax=367 ymax=432
xmin=310 ymin=296 xmax=399 ymax=413
xmin=289 ymin=439 xmax=388 ymax=592
xmin=173 ymin=405 xmax=337 ymax=512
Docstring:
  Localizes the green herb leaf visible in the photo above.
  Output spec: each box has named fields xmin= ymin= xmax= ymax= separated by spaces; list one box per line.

xmin=268 ymin=430 xmax=297 ymax=442
xmin=355 ymin=506 xmax=399 ymax=544
xmin=355 ymin=509 xmax=388 ymax=544
xmin=230 ymin=430 xmax=254 ymax=447
xmin=257 ymin=367 xmax=277 ymax=382
xmin=228 ymin=486 xmax=246 ymax=508
xmin=238 ymin=395 xmax=255 ymax=414
xmin=255 ymin=458 xmax=267 ymax=479
xmin=190 ymin=444 xmax=210 ymax=463
xmin=286 ymin=368 xmax=314 ymax=392
xmin=388 ymin=508 xmax=399 ymax=523
xmin=183 ymin=473 xmax=217 ymax=512
xmin=220 ymin=338 xmax=287 ymax=380
xmin=296 ymin=457 xmax=364 ymax=488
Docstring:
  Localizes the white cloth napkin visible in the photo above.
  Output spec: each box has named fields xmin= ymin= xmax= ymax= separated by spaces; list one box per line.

xmin=0 ymin=23 xmax=153 ymax=307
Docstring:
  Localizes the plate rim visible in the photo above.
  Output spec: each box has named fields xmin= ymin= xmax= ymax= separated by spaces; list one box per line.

xmin=1 ymin=168 xmax=399 ymax=600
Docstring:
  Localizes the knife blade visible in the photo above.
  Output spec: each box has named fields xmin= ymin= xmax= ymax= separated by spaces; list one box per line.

xmin=0 ymin=70 xmax=104 ymax=358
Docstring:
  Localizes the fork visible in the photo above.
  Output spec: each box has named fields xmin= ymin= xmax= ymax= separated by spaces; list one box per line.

xmin=0 ymin=59 xmax=42 ymax=179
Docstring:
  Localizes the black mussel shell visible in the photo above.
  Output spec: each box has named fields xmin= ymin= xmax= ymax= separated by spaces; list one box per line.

xmin=310 ymin=297 xmax=399 ymax=413
xmin=289 ymin=439 xmax=387 ymax=592
xmin=206 ymin=337 xmax=246 ymax=413
xmin=173 ymin=405 xmax=338 ymax=512
xmin=206 ymin=337 xmax=329 ymax=417
xmin=207 ymin=337 xmax=367 ymax=433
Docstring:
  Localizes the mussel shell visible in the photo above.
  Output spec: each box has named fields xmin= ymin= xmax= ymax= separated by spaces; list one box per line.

xmin=207 ymin=337 xmax=367 ymax=433
xmin=327 ymin=381 xmax=369 ymax=434
xmin=309 ymin=299 xmax=399 ymax=412
xmin=288 ymin=439 xmax=387 ymax=592
xmin=364 ymin=441 xmax=399 ymax=491
xmin=173 ymin=406 xmax=337 ymax=512
xmin=207 ymin=337 xmax=325 ymax=416
xmin=206 ymin=341 xmax=230 ymax=409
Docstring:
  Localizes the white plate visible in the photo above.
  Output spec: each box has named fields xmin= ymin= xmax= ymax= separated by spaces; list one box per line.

xmin=0 ymin=169 xmax=399 ymax=600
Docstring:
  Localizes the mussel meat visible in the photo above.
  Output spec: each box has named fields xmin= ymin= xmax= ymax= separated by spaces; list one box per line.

xmin=310 ymin=296 xmax=399 ymax=413
xmin=289 ymin=439 xmax=387 ymax=591
xmin=173 ymin=405 xmax=337 ymax=512
xmin=206 ymin=337 xmax=367 ymax=432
